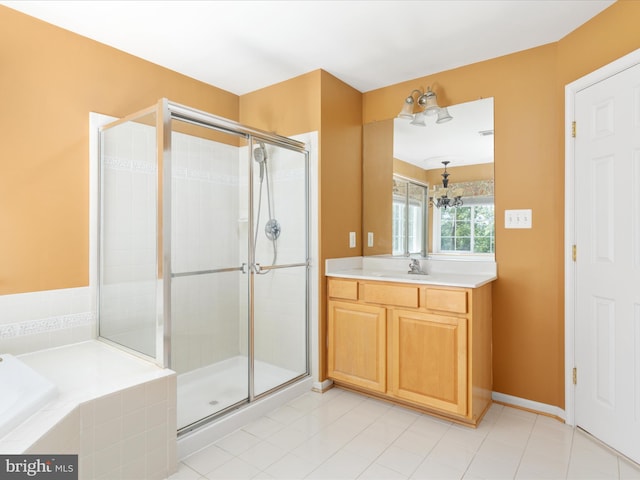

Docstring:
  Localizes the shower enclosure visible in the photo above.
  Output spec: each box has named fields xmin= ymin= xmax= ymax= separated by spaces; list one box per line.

xmin=98 ymin=99 xmax=310 ymax=433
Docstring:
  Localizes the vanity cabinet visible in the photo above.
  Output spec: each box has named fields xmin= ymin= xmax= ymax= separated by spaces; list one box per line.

xmin=327 ymin=300 xmax=386 ymax=392
xmin=388 ymin=309 xmax=467 ymax=415
xmin=327 ymin=277 xmax=492 ymax=426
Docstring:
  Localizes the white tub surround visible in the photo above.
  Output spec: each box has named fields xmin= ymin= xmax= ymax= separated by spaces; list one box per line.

xmin=0 ymin=287 xmax=95 ymax=356
xmin=0 ymin=354 xmax=57 ymax=440
xmin=0 ymin=341 xmax=176 ymax=480
xmin=325 ymin=255 xmax=497 ymax=287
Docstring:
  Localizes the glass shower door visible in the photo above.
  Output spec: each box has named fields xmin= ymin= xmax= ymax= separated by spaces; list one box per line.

xmin=170 ymin=119 xmax=250 ymax=430
xmin=99 ymin=107 xmax=160 ymax=361
xmin=250 ymin=140 xmax=309 ymax=397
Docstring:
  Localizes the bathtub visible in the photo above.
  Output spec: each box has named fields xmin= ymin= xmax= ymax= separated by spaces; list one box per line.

xmin=0 ymin=341 xmax=177 ymax=478
xmin=0 ymin=353 xmax=57 ymax=440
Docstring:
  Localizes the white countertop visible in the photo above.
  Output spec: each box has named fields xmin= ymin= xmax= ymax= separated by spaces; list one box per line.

xmin=326 ymin=256 xmax=497 ymax=288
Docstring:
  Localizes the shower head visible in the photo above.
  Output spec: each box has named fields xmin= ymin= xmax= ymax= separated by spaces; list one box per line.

xmin=253 ymin=142 xmax=267 ymax=164
xmin=253 ymin=142 xmax=267 ymax=181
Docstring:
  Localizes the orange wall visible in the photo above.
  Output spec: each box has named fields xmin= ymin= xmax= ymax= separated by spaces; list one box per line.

xmin=239 ymin=70 xmax=321 ymax=136
xmin=0 ymin=6 xmax=237 ymax=295
xmin=364 ymin=0 xmax=640 ymax=408
xmin=422 ymin=163 xmax=493 ymax=186
xmin=319 ymin=71 xmax=363 ymax=261
xmin=363 ymin=120 xmax=393 ymax=256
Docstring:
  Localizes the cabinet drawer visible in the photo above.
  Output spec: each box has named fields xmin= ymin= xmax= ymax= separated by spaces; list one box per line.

xmin=425 ymin=288 xmax=467 ymax=314
xmin=363 ymin=283 xmax=419 ymax=308
xmin=328 ymin=279 xmax=359 ymax=300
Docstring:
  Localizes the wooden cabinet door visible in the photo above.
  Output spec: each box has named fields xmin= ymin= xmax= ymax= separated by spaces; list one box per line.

xmin=327 ymin=300 xmax=387 ymax=392
xmin=389 ymin=309 xmax=468 ymax=415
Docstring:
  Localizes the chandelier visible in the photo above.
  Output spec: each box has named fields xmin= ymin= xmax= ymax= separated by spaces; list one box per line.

xmin=397 ymin=86 xmax=453 ymax=126
xmin=429 ymin=161 xmax=463 ymax=209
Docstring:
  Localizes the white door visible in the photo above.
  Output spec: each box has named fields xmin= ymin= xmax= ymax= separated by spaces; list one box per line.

xmin=574 ymin=61 xmax=640 ymax=463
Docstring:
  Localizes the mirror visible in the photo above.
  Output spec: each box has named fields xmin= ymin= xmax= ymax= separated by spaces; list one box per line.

xmin=363 ymin=97 xmax=494 ymax=258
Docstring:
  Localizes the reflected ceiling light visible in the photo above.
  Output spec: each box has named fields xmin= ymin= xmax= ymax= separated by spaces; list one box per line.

xmin=397 ymin=86 xmax=453 ymax=126
xmin=429 ymin=161 xmax=463 ymax=209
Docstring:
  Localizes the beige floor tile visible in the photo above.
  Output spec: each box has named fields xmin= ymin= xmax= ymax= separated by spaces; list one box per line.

xmin=171 ymin=388 xmax=639 ymax=480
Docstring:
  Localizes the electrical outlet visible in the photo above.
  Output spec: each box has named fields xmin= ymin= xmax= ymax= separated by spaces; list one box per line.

xmin=367 ymin=232 xmax=374 ymax=247
xmin=505 ymin=209 xmax=532 ymax=229
xmin=349 ymin=231 xmax=356 ymax=248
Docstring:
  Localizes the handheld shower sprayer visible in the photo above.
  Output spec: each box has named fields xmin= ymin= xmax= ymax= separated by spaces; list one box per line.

xmin=253 ymin=140 xmax=280 ymax=272
xmin=253 ymin=142 xmax=267 ymax=181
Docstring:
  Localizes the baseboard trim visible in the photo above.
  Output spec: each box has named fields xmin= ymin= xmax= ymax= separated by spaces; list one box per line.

xmin=492 ymin=391 xmax=566 ymax=422
xmin=312 ymin=379 xmax=334 ymax=393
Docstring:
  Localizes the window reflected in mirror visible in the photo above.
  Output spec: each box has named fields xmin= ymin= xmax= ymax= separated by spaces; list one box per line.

xmin=433 ymin=202 xmax=495 ymax=254
xmin=392 ymin=176 xmax=428 ymax=256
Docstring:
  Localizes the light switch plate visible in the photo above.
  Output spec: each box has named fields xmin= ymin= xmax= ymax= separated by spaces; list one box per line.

xmin=505 ymin=209 xmax=532 ymax=229
xmin=367 ymin=232 xmax=374 ymax=247
xmin=349 ymin=231 xmax=356 ymax=248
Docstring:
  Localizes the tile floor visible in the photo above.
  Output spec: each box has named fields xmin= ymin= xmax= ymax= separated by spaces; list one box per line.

xmin=169 ymin=387 xmax=640 ymax=479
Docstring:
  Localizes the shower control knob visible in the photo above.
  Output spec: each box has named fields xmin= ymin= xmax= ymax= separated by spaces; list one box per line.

xmin=265 ymin=219 xmax=281 ymax=241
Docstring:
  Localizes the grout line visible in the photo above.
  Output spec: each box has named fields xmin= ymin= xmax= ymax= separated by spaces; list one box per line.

xmin=405 ymin=416 xmax=455 ymax=478
xmin=353 ymin=405 xmax=425 ymax=479
xmin=511 ymin=410 xmax=551 ymax=480
xmin=563 ymin=425 xmax=576 ymax=480
xmin=459 ymin=405 xmax=500 ymax=480
xmin=304 ymin=392 xmax=386 ymax=479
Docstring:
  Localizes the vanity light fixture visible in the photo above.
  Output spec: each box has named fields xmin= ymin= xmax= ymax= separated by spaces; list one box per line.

xmin=429 ymin=161 xmax=463 ymax=209
xmin=397 ymin=86 xmax=453 ymax=125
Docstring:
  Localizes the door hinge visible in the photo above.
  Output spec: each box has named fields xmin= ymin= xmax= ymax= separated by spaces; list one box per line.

xmin=571 ymin=121 xmax=576 ymax=138
xmin=572 ymin=244 xmax=577 ymax=262
xmin=573 ymin=367 xmax=577 ymax=385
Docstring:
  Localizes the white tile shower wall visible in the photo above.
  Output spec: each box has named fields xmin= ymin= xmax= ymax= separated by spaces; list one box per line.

xmin=26 ymin=375 xmax=177 ymax=480
xmin=170 ymin=132 xmax=243 ymax=375
xmin=0 ymin=287 xmax=95 ymax=355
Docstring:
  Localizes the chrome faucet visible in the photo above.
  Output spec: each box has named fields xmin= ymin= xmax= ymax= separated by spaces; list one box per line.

xmin=408 ymin=258 xmax=426 ymax=274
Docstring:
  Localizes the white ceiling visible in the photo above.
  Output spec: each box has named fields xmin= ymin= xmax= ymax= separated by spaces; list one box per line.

xmin=2 ymin=0 xmax=615 ymax=96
